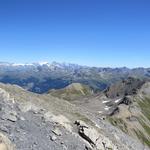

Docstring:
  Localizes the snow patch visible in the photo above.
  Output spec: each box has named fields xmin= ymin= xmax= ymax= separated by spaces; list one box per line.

xmin=115 ymin=98 xmax=122 ymax=103
xmin=102 ymin=100 xmax=110 ymax=104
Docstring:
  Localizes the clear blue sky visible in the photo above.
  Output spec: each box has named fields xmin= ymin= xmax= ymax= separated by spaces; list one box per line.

xmin=0 ymin=0 xmax=149 ymax=68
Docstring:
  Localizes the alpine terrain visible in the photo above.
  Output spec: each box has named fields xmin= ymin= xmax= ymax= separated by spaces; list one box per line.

xmin=0 ymin=62 xmax=150 ymax=150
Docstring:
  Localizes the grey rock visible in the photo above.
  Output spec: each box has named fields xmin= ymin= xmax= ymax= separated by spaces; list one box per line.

xmin=19 ymin=116 xmax=25 ymax=121
xmin=52 ymin=128 xmax=62 ymax=136
xmin=50 ymin=135 xmax=57 ymax=141
xmin=0 ymin=126 xmax=9 ymax=133
xmin=4 ymin=113 xmax=17 ymax=122
xmin=62 ymin=145 xmax=68 ymax=150
xmin=85 ymin=145 xmax=92 ymax=150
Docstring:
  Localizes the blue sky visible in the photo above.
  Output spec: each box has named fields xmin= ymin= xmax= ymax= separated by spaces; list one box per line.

xmin=0 ymin=0 xmax=149 ymax=68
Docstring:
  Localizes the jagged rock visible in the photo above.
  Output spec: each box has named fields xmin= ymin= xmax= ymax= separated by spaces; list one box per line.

xmin=50 ymin=135 xmax=57 ymax=141
xmin=75 ymin=120 xmax=96 ymax=147
xmin=121 ymin=96 xmax=132 ymax=105
xmin=52 ymin=127 xmax=62 ymax=136
xmin=85 ymin=145 xmax=93 ymax=150
xmin=74 ymin=120 xmax=119 ymax=150
xmin=7 ymin=116 xmax=17 ymax=122
xmin=3 ymin=111 xmax=17 ymax=122
xmin=0 ymin=126 xmax=9 ymax=133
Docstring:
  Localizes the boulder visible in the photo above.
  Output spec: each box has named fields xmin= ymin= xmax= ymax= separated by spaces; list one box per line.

xmin=50 ymin=135 xmax=57 ymax=141
xmin=74 ymin=120 xmax=118 ymax=150
xmin=52 ymin=127 xmax=62 ymax=136
xmin=3 ymin=111 xmax=18 ymax=122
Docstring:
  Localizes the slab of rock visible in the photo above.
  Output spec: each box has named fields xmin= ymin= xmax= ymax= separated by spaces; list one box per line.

xmin=2 ymin=111 xmax=18 ymax=122
xmin=52 ymin=128 xmax=62 ymax=136
xmin=5 ymin=114 xmax=17 ymax=122
xmin=50 ymin=135 xmax=57 ymax=141
xmin=0 ymin=126 xmax=9 ymax=133
xmin=74 ymin=120 xmax=118 ymax=150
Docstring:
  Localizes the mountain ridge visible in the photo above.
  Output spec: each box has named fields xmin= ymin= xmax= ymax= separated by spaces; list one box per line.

xmin=0 ymin=61 xmax=149 ymax=94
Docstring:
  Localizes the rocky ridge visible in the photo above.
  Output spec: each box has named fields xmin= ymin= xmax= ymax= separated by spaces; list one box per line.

xmin=0 ymin=83 xmax=148 ymax=150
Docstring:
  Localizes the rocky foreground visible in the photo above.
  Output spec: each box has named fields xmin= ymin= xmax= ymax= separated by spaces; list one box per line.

xmin=0 ymin=83 xmax=149 ymax=150
xmin=0 ymin=84 xmax=148 ymax=150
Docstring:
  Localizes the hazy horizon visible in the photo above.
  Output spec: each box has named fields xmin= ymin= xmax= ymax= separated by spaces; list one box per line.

xmin=0 ymin=0 xmax=149 ymax=68
xmin=0 ymin=60 xmax=150 ymax=69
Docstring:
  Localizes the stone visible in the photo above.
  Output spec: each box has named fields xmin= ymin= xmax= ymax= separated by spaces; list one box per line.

xmin=52 ymin=128 xmax=62 ymax=136
xmin=75 ymin=120 xmax=96 ymax=147
xmin=2 ymin=111 xmax=18 ymax=122
xmin=19 ymin=116 xmax=25 ymax=121
xmin=62 ymin=145 xmax=68 ymax=150
xmin=5 ymin=114 xmax=17 ymax=122
xmin=0 ymin=126 xmax=9 ymax=133
xmin=85 ymin=145 xmax=92 ymax=150
xmin=74 ymin=120 xmax=118 ymax=150
xmin=50 ymin=135 xmax=57 ymax=141
xmin=61 ymin=141 xmax=64 ymax=144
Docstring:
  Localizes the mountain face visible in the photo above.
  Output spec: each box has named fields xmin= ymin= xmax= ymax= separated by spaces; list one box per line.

xmin=0 ymin=83 xmax=149 ymax=150
xmin=0 ymin=62 xmax=150 ymax=93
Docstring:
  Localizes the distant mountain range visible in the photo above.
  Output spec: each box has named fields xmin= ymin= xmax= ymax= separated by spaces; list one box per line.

xmin=0 ymin=61 xmax=149 ymax=93
xmin=0 ymin=62 xmax=150 ymax=149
